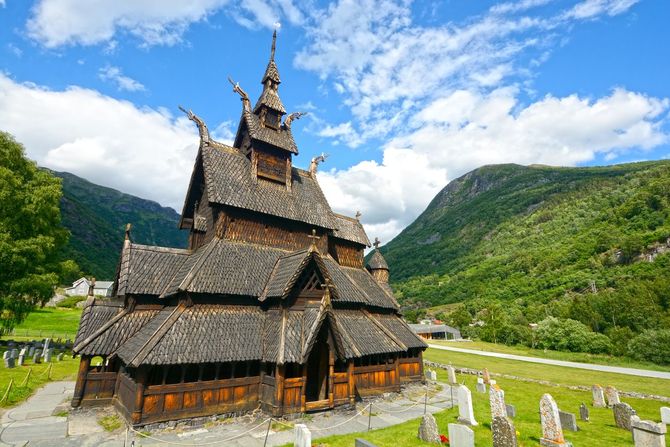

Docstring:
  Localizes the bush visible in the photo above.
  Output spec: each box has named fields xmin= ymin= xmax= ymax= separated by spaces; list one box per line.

xmin=627 ymin=329 xmax=670 ymax=365
xmin=56 ymin=295 xmax=86 ymax=308
xmin=536 ymin=317 xmax=612 ymax=354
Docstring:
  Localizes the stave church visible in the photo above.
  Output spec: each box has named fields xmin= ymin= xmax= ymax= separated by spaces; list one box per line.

xmin=71 ymin=32 xmax=426 ymax=426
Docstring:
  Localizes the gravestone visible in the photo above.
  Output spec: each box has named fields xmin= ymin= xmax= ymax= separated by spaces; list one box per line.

xmin=506 ymin=404 xmax=516 ymax=418
xmin=613 ymin=402 xmax=637 ymax=431
xmin=17 ymin=354 xmax=25 ymax=367
xmin=44 ymin=349 xmax=52 ymax=363
xmin=490 ymin=384 xmax=506 ymax=419
xmin=19 ymin=348 xmax=26 ymax=358
xmin=579 ymin=403 xmax=589 ymax=422
xmin=42 ymin=338 xmax=51 ymax=358
xmin=631 ymin=415 xmax=667 ymax=447
xmin=476 ymin=378 xmax=486 ymax=393
xmin=33 ymin=351 xmax=41 ymax=364
xmin=417 ymin=413 xmax=440 ymax=444
xmin=605 ymin=386 xmax=621 ymax=407
xmin=57 ymin=352 xmax=64 ymax=361
xmin=11 ymin=349 xmax=18 ymax=358
xmin=457 ymin=385 xmax=478 ymax=426
xmin=2 ymin=351 xmax=8 ymax=360
xmin=355 ymin=439 xmax=378 ymax=447
xmin=540 ymin=394 xmax=571 ymax=447
xmin=490 ymin=379 xmax=497 ymax=385
xmin=293 ymin=423 xmax=311 ymax=447
xmin=492 ymin=416 xmax=517 ymax=447
xmin=559 ymin=410 xmax=579 ymax=432
xmin=483 ymin=368 xmax=491 ymax=384
xmin=592 ymin=385 xmax=606 ymax=408
xmin=28 ymin=347 xmax=35 ymax=357
xmin=4 ymin=357 xmax=15 ymax=368
xmin=447 ymin=365 xmax=457 ymax=384
xmin=448 ymin=423 xmax=474 ymax=447
xmin=426 ymin=370 xmax=437 ymax=382
xmin=660 ymin=407 xmax=670 ymax=425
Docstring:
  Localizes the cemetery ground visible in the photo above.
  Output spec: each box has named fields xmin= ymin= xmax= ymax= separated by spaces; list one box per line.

xmin=431 ymin=339 xmax=670 ymax=373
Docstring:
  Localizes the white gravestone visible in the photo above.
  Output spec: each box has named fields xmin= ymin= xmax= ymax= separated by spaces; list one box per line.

xmin=293 ymin=423 xmax=311 ymax=447
xmin=448 ymin=423 xmax=475 ymax=447
xmin=660 ymin=407 xmax=670 ymax=425
xmin=447 ymin=365 xmax=457 ymax=384
xmin=457 ymin=385 xmax=478 ymax=426
xmin=476 ymin=377 xmax=486 ymax=393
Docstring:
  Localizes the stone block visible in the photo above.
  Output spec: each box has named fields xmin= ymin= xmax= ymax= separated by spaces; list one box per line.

xmin=492 ymin=416 xmax=517 ymax=447
xmin=418 ymin=413 xmax=440 ymax=444
xmin=506 ymin=404 xmax=516 ymax=418
xmin=579 ymin=403 xmax=589 ymax=422
xmin=559 ymin=411 xmax=579 ymax=432
xmin=613 ymin=402 xmax=637 ymax=431
xmin=631 ymin=416 xmax=666 ymax=447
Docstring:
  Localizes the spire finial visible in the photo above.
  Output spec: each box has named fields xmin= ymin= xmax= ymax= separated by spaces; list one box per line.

xmin=355 ymin=211 xmax=362 ymax=220
xmin=307 ymin=229 xmax=321 ymax=252
xmin=270 ymin=29 xmax=277 ymax=61
xmin=373 ymin=237 xmax=381 ymax=249
xmin=125 ymin=223 xmax=132 ymax=241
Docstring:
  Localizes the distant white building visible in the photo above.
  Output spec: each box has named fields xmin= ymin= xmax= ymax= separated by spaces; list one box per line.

xmin=64 ymin=277 xmax=114 ymax=297
xmin=409 ymin=323 xmax=462 ymax=340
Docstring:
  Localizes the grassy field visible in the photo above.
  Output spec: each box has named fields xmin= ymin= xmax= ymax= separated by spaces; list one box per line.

xmin=297 ymin=371 xmax=669 ymax=447
xmin=430 ymin=339 xmax=670 ymax=372
xmin=10 ymin=307 xmax=82 ymax=339
xmin=0 ymin=357 xmax=80 ymax=408
xmin=287 ymin=347 xmax=670 ymax=446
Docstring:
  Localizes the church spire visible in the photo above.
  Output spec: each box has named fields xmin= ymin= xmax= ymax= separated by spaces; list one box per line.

xmin=254 ymin=31 xmax=285 ymax=117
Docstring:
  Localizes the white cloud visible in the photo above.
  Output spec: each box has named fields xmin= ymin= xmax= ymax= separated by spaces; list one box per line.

xmin=26 ymin=0 xmax=304 ymax=48
xmin=564 ymin=0 xmax=639 ymax=20
xmin=318 ymin=88 xmax=669 ymax=243
xmin=98 ymin=65 xmax=145 ymax=92
xmin=0 ymin=73 xmax=202 ymax=211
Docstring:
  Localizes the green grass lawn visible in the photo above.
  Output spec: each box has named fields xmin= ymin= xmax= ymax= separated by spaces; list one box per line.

xmin=430 ymin=339 xmax=670 ymax=372
xmin=10 ymin=307 xmax=82 ymax=339
xmin=284 ymin=347 xmax=670 ymax=446
xmin=0 ymin=357 xmax=80 ymax=408
xmin=426 ymin=347 xmax=670 ymax=397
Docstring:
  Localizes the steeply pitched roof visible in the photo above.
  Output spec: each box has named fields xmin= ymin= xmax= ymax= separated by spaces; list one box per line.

xmin=254 ymin=87 xmax=286 ymax=114
xmin=116 ymin=243 xmax=191 ymax=297
xmin=241 ymin=110 xmax=296 ymax=153
xmin=201 ymin=144 xmax=335 ymax=228
xmin=332 ymin=213 xmax=370 ymax=247
xmin=74 ymin=299 xmax=123 ymax=349
xmin=367 ymin=249 xmax=388 ymax=270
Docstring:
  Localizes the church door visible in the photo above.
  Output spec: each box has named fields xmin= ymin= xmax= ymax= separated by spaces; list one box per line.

xmin=305 ymin=325 xmax=330 ymax=403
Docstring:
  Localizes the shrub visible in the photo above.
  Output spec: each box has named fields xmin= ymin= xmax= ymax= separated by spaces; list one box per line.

xmin=627 ymin=329 xmax=670 ymax=365
xmin=56 ymin=296 xmax=86 ymax=308
xmin=536 ymin=317 xmax=612 ymax=354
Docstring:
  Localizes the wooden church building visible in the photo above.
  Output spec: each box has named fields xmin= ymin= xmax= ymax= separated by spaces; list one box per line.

xmin=71 ymin=32 xmax=426 ymax=426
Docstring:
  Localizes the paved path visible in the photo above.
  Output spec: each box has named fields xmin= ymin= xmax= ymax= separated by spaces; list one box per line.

xmin=428 ymin=343 xmax=670 ymax=379
xmin=0 ymin=380 xmax=455 ymax=446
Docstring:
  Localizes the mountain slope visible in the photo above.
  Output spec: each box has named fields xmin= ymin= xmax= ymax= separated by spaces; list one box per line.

xmin=383 ymin=161 xmax=670 ymax=306
xmin=54 ymin=171 xmax=188 ymax=280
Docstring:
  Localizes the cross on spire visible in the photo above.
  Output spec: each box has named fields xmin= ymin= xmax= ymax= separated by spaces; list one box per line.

xmin=373 ymin=237 xmax=381 ymax=249
xmin=308 ymin=229 xmax=320 ymax=251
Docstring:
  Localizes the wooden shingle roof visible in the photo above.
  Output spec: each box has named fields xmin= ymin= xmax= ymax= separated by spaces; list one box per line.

xmin=201 ymin=145 xmax=335 ymax=227
xmin=332 ymin=213 xmax=371 ymax=247
xmin=367 ymin=249 xmax=388 ymax=270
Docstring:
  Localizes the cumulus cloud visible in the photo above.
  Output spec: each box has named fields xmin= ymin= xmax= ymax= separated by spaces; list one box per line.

xmin=318 ymin=88 xmax=669 ymax=243
xmin=0 ymin=73 xmax=205 ymax=211
xmin=26 ymin=0 xmax=304 ymax=48
xmin=98 ymin=65 xmax=145 ymax=92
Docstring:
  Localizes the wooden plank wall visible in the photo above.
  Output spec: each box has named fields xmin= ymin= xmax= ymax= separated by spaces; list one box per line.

xmin=115 ymin=372 xmax=138 ymax=419
xmin=282 ymin=377 xmax=304 ymax=413
xmin=139 ymin=376 xmax=260 ymax=424
xmin=353 ymin=363 xmax=400 ymax=396
xmin=330 ymin=242 xmax=364 ymax=268
xmin=399 ymin=357 xmax=423 ymax=382
xmin=82 ymin=371 xmax=117 ymax=403
xmin=332 ymin=372 xmax=349 ymax=404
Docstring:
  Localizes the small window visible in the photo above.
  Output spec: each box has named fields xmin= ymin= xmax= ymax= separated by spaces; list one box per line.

xmin=264 ymin=110 xmax=280 ymax=129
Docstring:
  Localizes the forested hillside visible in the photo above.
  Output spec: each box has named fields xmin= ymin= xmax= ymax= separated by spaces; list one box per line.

xmin=54 ymin=171 xmax=188 ymax=279
xmin=383 ymin=162 xmax=670 ymax=360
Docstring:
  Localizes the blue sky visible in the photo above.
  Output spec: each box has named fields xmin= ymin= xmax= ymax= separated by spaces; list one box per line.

xmin=1 ymin=0 xmax=668 ymax=243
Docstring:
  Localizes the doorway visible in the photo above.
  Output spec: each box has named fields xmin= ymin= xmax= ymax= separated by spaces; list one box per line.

xmin=305 ymin=325 xmax=330 ymax=403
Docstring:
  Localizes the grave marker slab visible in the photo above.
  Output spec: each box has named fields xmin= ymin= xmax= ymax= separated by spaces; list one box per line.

xmin=605 ymin=386 xmax=621 ymax=407
xmin=426 ymin=370 xmax=437 ymax=382
xmin=447 ymin=365 xmax=457 ymax=385
xmin=579 ymin=403 xmax=589 ymax=422
xmin=457 ymin=385 xmax=478 ymax=426
xmin=592 ymin=385 xmax=606 ymax=408
xmin=355 ymin=439 xmax=378 ymax=447
xmin=559 ymin=411 xmax=579 ymax=432
xmin=631 ymin=416 xmax=666 ymax=447
xmin=418 ymin=413 xmax=440 ymax=444
xmin=293 ymin=423 xmax=311 ymax=447
xmin=613 ymin=402 xmax=637 ymax=431
xmin=476 ymin=378 xmax=486 ymax=393
xmin=506 ymin=404 xmax=516 ymax=418
xmin=492 ymin=416 xmax=517 ymax=447
xmin=448 ymin=423 xmax=475 ymax=447
xmin=540 ymin=394 xmax=571 ymax=447
xmin=660 ymin=407 xmax=670 ymax=425
xmin=490 ymin=384 xmax=506 ymax=419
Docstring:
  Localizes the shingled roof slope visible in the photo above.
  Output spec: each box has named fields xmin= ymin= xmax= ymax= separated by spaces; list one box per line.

xmin=242 ymin=110 xmax=296 ymax=153
xmin=342 ymin=266 xmax=399 ymax=309
xmin=262 ymin=250 xmax=312 ymax=299
xmin=74 ymin=300 xmax=123 ymax=349
xmin=254 ymin=88 xmax=286 ymax=114
xmin=115 ymin=307 xmax=176 ymax=366
xmin=336 ymin=310 xmax=403 ymax=356
xmin=77 ymin=308 xmax=161 ymax=356
xmin=367 ymin=250 xmax=388 ymax=270
xmin=116 ymin=243 xmax=190 ymax=296
xmin=201 ymin=145 xmax=336 ymax=228
xmin=374 ymin=313 xmax=427 ymax=349
xmin=332 ymin=214 xmax=370 ymax=247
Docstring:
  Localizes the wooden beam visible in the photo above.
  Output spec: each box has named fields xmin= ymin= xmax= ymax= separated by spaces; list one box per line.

xmin=274 ymin=364 xmax=285 ymax=417
xmin=347 ymin=360 xmax=355 ymax=406
xmin=71 ymin=356 xmax=91 ymax=407
xmin=132 ymin=367 xmax=148 ymax=425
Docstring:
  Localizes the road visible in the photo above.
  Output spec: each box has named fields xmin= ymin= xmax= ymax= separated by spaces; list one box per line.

xmin=427 ymin=343 xmax=670 ymax=380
